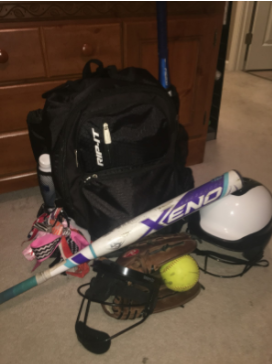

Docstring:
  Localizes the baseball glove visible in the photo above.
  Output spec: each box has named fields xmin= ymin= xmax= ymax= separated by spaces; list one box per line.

xmin=102 ymin=233 xmax=201 ymax=319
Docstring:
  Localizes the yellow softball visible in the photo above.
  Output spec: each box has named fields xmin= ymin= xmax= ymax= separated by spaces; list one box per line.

xmin=160 ymin=255 xmax=199 ymax=292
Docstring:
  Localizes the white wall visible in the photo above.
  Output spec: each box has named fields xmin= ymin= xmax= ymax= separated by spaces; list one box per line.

xmin=226 ymin=1 xmax=254 ymax=71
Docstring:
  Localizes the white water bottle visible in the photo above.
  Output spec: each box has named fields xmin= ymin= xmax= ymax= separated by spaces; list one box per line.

xmin=38 ymin=154 xmax=56 ymax=208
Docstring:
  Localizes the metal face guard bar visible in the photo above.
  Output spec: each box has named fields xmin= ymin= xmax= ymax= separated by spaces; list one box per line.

xmin=76 ymin=260 xmax=161 ymax=354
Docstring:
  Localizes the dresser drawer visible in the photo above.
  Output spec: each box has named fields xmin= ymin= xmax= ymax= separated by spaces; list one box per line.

xmin=0 ymin=131 xmax=36 ymax=177
xmin=0 ymin=81 xmax=64 ymax=133
xmin=0 ymin=28 xmax=46 ymax=82
xmin=43 ymin=23 xmax=122 ymax=77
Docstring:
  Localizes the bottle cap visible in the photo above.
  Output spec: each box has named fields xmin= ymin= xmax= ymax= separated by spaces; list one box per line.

xmin=39 ymin=154 xmax=52 ymax=173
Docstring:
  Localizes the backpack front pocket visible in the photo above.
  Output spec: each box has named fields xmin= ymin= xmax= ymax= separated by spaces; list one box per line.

xmin=76 ymin=102 xmax=170 ymax=173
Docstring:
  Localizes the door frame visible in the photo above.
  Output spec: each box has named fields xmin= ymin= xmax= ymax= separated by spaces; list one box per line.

xmin=226 ymin=1 xmax=255 ymax=71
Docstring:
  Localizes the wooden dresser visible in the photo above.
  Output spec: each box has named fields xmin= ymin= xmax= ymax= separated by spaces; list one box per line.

xmin=0 ymin=2 xmax=225 ymax=194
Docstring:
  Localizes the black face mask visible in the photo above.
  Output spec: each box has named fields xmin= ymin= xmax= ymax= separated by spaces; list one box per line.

xmin=75 ymin=260 xmax=161 ymax=354
xmin=191 ymin=236 xmax=269 ymax=279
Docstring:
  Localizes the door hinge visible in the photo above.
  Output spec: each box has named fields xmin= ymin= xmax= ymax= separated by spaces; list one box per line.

xmin=245 ymin=33 xmax=253 ymax=46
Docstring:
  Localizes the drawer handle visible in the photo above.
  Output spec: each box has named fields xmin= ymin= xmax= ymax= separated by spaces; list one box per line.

xmin=0 ymin=49 xmax=9 ymax=64
xmin=81 ymin=44 xmax=94 ymax=57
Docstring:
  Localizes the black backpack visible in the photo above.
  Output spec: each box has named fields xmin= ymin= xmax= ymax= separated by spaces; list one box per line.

xmin=27 ymin=60 xmax=194 ymax=241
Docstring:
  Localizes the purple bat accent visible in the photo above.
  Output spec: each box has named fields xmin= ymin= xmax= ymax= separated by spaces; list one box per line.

xmin=72 ymin=253 xmax=88 ymax=265
xmin=140 ymin=175 xmax=227 ymax=238
xmin=141 ymin=207 xmax=171 ymax=238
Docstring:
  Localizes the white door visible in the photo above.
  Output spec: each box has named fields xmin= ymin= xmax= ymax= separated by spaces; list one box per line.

xmin=245 ymin=1 xmax=272 ymax=70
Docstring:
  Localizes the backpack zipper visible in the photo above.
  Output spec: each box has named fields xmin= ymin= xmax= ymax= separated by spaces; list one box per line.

xmin=75 ymin=149 xmax=78 ymax=167
xmin=82 ymin=154 xmax=172 ymax=185
xmin=84 ymin=174 xmax=98 ymax=184
xmin=103 ymin=122 xmax=112 ymax=167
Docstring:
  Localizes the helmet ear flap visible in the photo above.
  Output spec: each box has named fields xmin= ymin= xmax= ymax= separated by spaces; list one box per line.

xmin=242 ymin=243 xmax=266 ymax=262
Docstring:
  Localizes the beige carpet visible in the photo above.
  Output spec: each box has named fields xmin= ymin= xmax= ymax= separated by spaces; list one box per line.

xmin=248 ymin=70 xmax=272 ymax=82
xmin=1 ymin=71 xmax=272 ymax=364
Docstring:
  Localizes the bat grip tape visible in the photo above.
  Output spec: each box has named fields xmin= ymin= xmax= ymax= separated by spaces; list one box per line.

xmin=0 ymin=276 xmax=37 ymax=304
